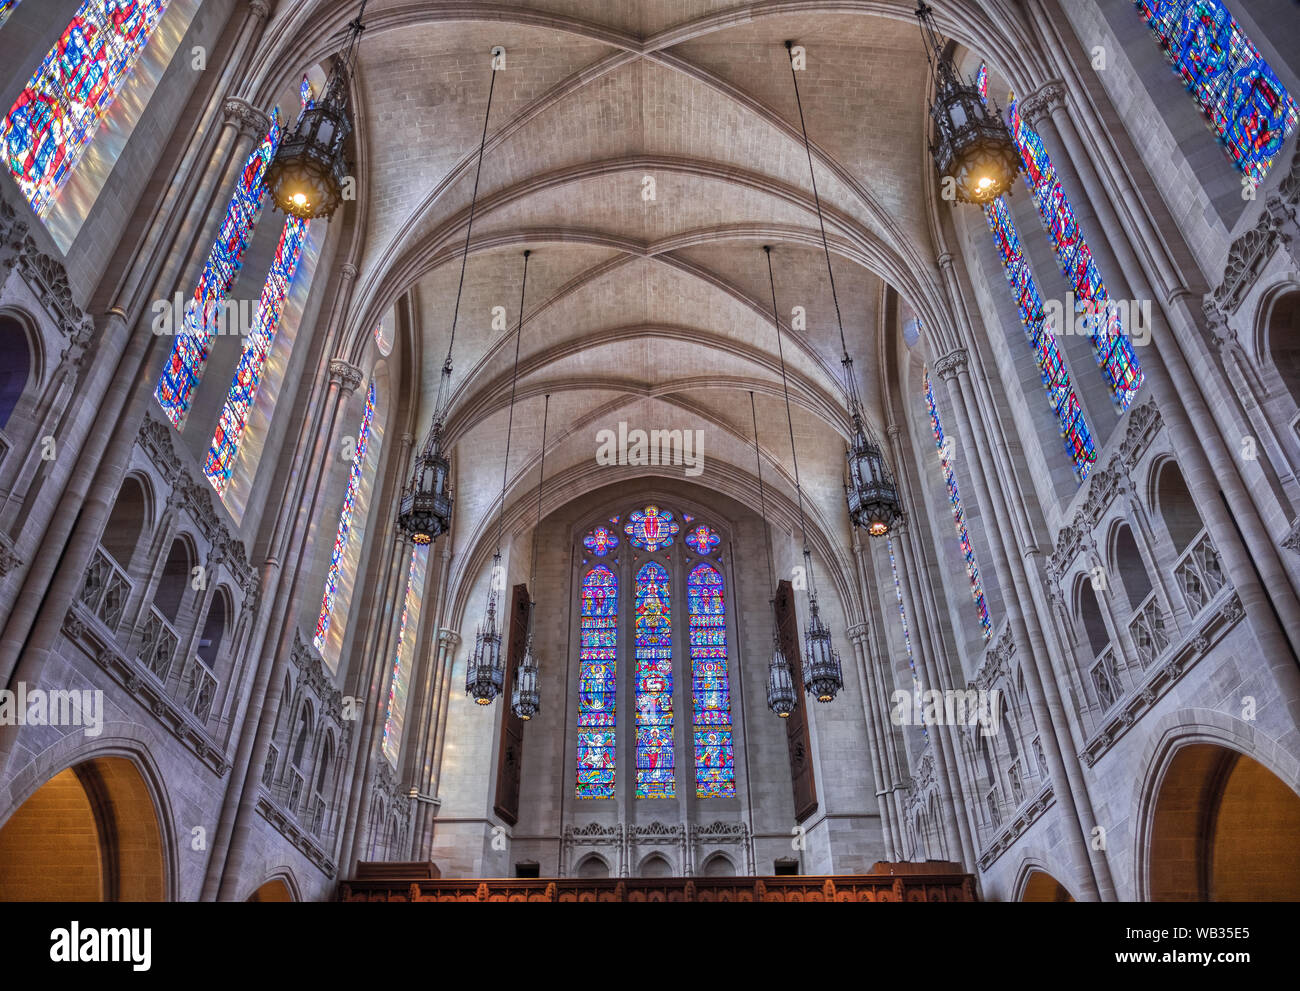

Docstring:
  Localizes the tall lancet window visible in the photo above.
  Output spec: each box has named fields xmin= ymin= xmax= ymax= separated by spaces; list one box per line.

xmin=0 ymin=2 xmax=20 ymax=30
xmin=155 ymin=115 xmax=281 ymax=427
xmin=687 ymin=562 xmax=734 ymax=798
xmin=203 ymin=214 xmax=309 ymax=492
xmin=983 ymin=195 xmax=1097 ymax=480
xmin=634 ymin=561 xmax=674 ymax=799
xmin=924 ymin=369 xmax=991 ymax=639
xmin=314 ymin=379 xmax=376 ymax=653
xmin=382 ymin=545 xmax=427 ymax=767
xmin=1008 ymin=100 xmax=1143 ymax=409
xmin=1135 ymin=0 xmax=1298 ymax=183
xmin=577 ymin=566 xmax=618 ymax=799
xmin=1 ymin=0 xmax=171 ymax=221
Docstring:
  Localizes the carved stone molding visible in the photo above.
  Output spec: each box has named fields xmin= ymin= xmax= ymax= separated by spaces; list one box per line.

xmin=137 ymin=413 xmax=259 ymax=597
xmin=248 ymin=0 xmax=273 ymax=20
xmin=933 ymin=348 xmax=968 ymax=381
xmin=1282 ymin=517 xmax=1300 ymax=555
xmin=1016 ymin=79 xmax=1067 ymax=129
xmin=291 ymin=629 xmax=345 ymax=723
xmin=329 ymin=358 xmax=364 ymax=394
xmin=1210 ymin=201 xmax=1290 ymax=315
xmin=0 ymin=533 xmax=21 ymax=578
xmin=222 ymin=97 xmax=270 ymax=140
xmin=0 ymin=194 xmax=95 ymax=357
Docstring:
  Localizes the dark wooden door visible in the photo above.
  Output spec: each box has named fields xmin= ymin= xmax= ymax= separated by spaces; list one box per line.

xmin=493 ymin=584 xmax=531 ymax=825
xmin=774 ymin=580 xmax=818 ymax=822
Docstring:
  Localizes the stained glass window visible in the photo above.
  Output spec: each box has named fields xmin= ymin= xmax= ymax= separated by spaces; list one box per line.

xmin=155 ymin=114 xmax=281 ymax=427
xmin=624 ymin=505 xmax=680 ymax=551
xmin=635 ymin=561 xmax=674 ymax=798
xmin=888 ymin=537 xmax=927 ymax=740
xmin=1008 ymin=100 xmax=1143 ymax=410
xmin=203 ymin=215 xmax=308 ymax=493
xmin=984 ymin=195 xmax=1097 ymax=480
xmin=583 ymin=526 xmax=618 ymax=557
xmin=0 ymin=2 xmax=21 ymax=30
xmin=684 ymin=524 xmax=720 ymax=555
xmin=381 ymin=544 xmax=426 ymax=767
xmin=313 ymin=379 xmax=376 ymax=651
xmin=2 ymin=0 xmax=171 ymax=220
xmin=925 ymin=369 xmax=992 ymax=639
xmin=1135 ymin=0 xmax=1298 ymax=183
xmin=976 ymin=62 xmax=988 ymax=103
xmin=688 ymin=564 xmax=734 ymax=798
xmin=577 ymin=566 xmax=617 ymax=799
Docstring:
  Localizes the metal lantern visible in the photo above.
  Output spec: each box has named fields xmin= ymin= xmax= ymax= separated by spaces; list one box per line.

xmin=802 ymin=599 xmax=844 ymax=702
xmin=845 ymin=421 xmax=904 ymax=537
xmin=467 ymin=589 xmax=505 ymax=704
xmin=767 ymin=635 xmax=798 ymax=717
xmin=265 ymin=3 xmax=366 ymax=220
xmin=917 ymin=2 xmax=1019 ymax=205
xmin=511 ymin=633 xmax=541 ymax=720
xmin=396 ymin=421 xmax=453 ymax=545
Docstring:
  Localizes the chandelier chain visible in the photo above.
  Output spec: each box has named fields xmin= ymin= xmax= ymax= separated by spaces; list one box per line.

xmin=785 ymin=41 xmax=861 ymax=417
xmin=764 ymin=246 xmax=818 ymax=600
xmin=443 ymin=67 xmax=498 ymax=374
xmin=527 ymin=394 xmax=551 ymax=636
xmin=494 ymin=251 xmax=530 ymax=559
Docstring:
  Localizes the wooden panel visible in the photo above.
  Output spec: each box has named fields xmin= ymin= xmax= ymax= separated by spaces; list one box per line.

xmin=493 ymin=584 xmax=530 ymax=825
xmin=774 ymin=580 xmax=818 ymax=822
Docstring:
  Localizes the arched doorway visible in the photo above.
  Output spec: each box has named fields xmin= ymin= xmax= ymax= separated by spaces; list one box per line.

xmin=1020 ymin=869 xmax=1075 ymax=902
xmin=247 ymin=879 xmax=295 ymax=902
xmin=1148 ymin=744 xmax=1300 ymax=900
xmin=0 ymin=757 xmax=167 ymax=901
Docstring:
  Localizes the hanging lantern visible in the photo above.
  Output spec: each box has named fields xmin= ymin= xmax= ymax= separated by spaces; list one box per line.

xmin=265 ymin=3 xmax=367 ymax=219
xmin=802 ymin=598 xmax=844 ymax=702
xmin=467 ymin=577 xmax=505 ymax=704
xmin=396 ymin=419 xmax=453 ymax=545
xmin=767 ymin=635 xmax=798 ymax=717
xmin=845 ymin=420 xmax=904 ymax=537
xmin=783 ymin=51 xmax=903 ymax=537
xmin=395 ymin=60 xmax=499 ymax=546
xmin=916 ymin=2 xmax=1019 ymax=204
xmin=511 ymin=634 xmax=541 ymax=720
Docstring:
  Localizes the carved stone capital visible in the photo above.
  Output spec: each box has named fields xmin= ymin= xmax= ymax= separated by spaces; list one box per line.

xmin=439 ymin=629 xmax=462 ymax=647
xmin=223 ymin=97 xmax=270 ymax=140
xmin=933 ymin=348 xmax=967 ymax=381
xmin=0 ymin=534 xmax=23 ymax=578
xmin=329 ymin=358 xmax=364 ymax=394
xmin=339 ymin=263 xmax=359 ymax=281
xmin=248 ymin=0 xmax=273 ymax=20
xmin=1283 ymin=517 xmax=1300 ymax=556
xmin=1016 ymin=79 xmax=1067 ymax=130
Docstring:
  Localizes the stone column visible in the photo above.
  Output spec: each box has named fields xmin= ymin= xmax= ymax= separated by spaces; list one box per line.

xmin=887 ymin=513 xmax=979 ymax=869
xmin=934 ymin=348 xmax=1113 ymax=899
xmin=210 ymin=359 xmax=362 ymax=900
xmin=844 ymin=618 xmax=898 ymax=860
xmin=1019 ymin=82 xmax=1300 ymax=713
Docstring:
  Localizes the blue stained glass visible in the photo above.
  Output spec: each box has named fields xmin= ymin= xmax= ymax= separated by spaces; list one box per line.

xmin=203 ymin=215 xmax=308 ymax=493
xmin=984 ymin=194 xmax=1097 ymax=480
xmin=688 ymin=563 xmax=734 ymax=797
xmin=925 ymin=370 xmax=992 ymax=639
xmin=625 ymin=505 xmax=680 ymax=551
xmin=2 ymin=0 xmax=171 ymax=219
xmin=583 ymin=526 xmax=618 ymax=556
xmin=313 ymin=379 xmax=376 ymax=650
xmin=1135 ymin=0 xmax=1298 ymax=183
xmin=1008 ymin=100 xmax=1143 ymax=410
xmin=0 ymin=2 xmax=21 ymax=30
xmin=635 ymin=561 xmax=674 ymax=798
xmin=684 ymin=524 xmax=720 ymax=555
xmin=577 ymin=566 xmax=617 ymax=798
xmin=156 ymin=113 xmax=281 ymax=427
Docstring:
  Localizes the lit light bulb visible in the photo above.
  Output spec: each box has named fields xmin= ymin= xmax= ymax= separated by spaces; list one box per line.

xmin=977 ymin=176 xmax=994 ymax=191
xmin=292 ymin=192 xmax=308 ymax=207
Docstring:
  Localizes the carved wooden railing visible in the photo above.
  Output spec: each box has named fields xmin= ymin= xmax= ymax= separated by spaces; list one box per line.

xmin=339 ymin=871 xmax=976 ymax=903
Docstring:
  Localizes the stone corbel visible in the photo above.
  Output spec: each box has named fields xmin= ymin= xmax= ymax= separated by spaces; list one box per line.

xmin=329 ymin=358 xmax=364 ymax=395
xmin=1015 ymin=79 xmax=1067 ymax=130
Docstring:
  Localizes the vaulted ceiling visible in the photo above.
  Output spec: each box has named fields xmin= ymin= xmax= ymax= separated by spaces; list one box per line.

xmin=246 ymin=1 xmax=1039 ymax=614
